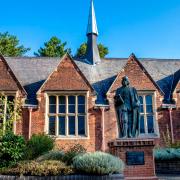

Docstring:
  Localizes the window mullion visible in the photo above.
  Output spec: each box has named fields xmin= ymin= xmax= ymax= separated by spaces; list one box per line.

xmin=47 ymin=95 xmax=50 ymax=134
xmin=56 ymin=96 xmax=59 ymax=136
xmin=3 ymin=96 xmax=7 ymax=133
xmin=152 ymin=94 xmax=156 ymax=134
xmin=85 ymin=95 xmax=87 ymax=136
xmin=13 ymin=96 xmax=17 ymax=134
xmin=66 ymin=96 xmax=68 ymax=136
xmin=75 ymin=96 xmax=78 ymax=136
xmin=144 ymin=95 xmax=148 ymax=134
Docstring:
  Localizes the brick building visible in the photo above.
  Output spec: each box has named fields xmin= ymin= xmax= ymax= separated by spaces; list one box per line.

xmin=0 ymin=0 xmax=179 ymax=152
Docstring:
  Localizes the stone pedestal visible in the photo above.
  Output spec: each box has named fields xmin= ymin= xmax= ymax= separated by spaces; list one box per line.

xmin=108 ymin=139 xmax=158 ymax=180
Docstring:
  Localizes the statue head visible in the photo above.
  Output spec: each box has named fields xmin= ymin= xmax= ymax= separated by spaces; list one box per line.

xmin=122 ymin=76 xmax=130 ymax=87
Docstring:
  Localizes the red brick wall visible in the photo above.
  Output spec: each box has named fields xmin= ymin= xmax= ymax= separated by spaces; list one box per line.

xmin=16 ymin=108 xmax=29 ymax=139
xmin=172 ymin=83 xmax=180 ymax=141
xmin=109 ymin=139 xmax=157 ymax=180
xmin=41 ymin=55 xmax=93 ymax=91
xmin=0 ymin=58 xmax=20 ymax=91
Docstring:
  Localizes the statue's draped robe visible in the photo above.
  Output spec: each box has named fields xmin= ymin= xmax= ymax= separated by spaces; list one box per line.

xmin=115 ymin=86 xmax=140 ymax=138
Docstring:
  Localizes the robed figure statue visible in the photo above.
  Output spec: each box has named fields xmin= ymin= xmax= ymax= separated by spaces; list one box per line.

xmin=114 ymin=76 xmax=140 ymax=138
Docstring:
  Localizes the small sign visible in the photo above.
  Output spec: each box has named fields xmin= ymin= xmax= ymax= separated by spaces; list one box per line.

xmin=126 ymin=151 xmax=145 ymax=165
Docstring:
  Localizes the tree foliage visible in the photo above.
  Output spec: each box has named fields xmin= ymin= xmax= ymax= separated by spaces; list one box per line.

xmin=0 ymin=32 xmax=30 ymax=56
xmin=76 ymin=43 xmax=87 ymax=59
xmin=34 ymin=36 xmax=71 ymax=57
xmin=0 ymin=132 xmax=26 ymax=167
xmin=25 ymin=134 xmax=54 ymax=160
xmin=98 ymin=43 xmax=109 ymax=58
xmin=76 ymin=43 xmax=109 ymax=59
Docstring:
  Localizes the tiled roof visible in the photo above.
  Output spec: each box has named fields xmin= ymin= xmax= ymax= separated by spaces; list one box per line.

xmin=5 ymin=57 xmax=59 ymax=105
xmin=5 ymin=57 xmax=180 ymax=105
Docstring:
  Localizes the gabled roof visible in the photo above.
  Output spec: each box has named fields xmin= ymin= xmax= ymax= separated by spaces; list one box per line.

xmin=132 ymin=54 xmax=164 ymax=95
xmin=38 ymin=53 xmax=95 ymax=93
xmin=106 ymin=54 xmax=164 ymax=95
xmin=4 ymin=56 xmax=180 ymax=105
xmin=0 ymin=55 xmax=27 ymax=96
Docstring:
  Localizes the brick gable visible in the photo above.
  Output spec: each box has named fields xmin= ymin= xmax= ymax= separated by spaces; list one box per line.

xmin=0 ymin=56 xmax=26 ymax=95
xmin=104 ymin=54 xmax=170 ymax=147
xmin=40 ymin=54 xmax=94 ymax=92
xmin=107 ymin=54 xmax=164 ymax=94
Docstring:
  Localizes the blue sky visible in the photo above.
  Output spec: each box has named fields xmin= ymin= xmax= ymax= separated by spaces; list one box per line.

xmin=0 ymin=0 xmax=180 ymax=58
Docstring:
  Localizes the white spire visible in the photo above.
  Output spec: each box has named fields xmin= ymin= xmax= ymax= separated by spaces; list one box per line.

xmin=87 ymin=0 xmax=99 ymax=36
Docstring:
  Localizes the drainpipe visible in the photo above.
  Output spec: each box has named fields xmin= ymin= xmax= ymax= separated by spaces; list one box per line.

xmin=94 ymin=105 xmax=109 ymax=152
xmin=168 ymin=107 xmax=174 ymax=144
xmin=100 ymin=107 xmax=105 ymax=152
xmin=28 ymin=107 xmax=32 ymax=139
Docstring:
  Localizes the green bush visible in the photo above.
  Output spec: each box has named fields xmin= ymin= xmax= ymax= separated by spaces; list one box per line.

xmin=25 ymin=134 xmax=54 ymax=160
xmin=63 ymin=144 xmax=86 ymax=165
xmin=37 ymin=150 xmax=64 ymax=162
xmin=0 ymin=160 xmax=73 ymax=176
xmin=73 ymin=151 xmax=124 ymax=175
xmin=0 ymin=132 xmax=26 ymax=167
xmin=154 ymin=148 xmax=180 ymax=161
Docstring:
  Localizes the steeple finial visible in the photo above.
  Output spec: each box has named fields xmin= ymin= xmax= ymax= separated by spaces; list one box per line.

xmin=85 ymin=0 xmax=101 ymax=65
xmin=87 ymin=0 xmax=98 ymax=35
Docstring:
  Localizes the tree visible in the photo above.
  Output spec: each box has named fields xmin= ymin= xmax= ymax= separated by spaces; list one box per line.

xmin=34 ymin=36 xmax=71 ymax=57
xmin=0 ymin=32 xmax=30 ymax=56
xmin=76 ymin=43 xmax=87 ymax=59
xmin=76 ymin=43 xmax=109 ymax=59
xmin=98 ymin=43 xmax=109 ymax=59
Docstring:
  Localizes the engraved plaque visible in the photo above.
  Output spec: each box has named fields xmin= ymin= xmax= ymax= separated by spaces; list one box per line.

xmin=126 ymin=151 xmax=145 ymax=165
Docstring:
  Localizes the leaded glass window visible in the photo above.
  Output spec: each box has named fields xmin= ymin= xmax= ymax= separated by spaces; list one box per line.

xmin=139 ymin=94 xmax=156 ymax=135
xmin=48 ymin=95 xmax=87 ymax=137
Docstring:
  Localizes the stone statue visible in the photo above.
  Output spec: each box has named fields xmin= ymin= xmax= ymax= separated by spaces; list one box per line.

xmin=114 ymin=76 xmax=140 ymax=138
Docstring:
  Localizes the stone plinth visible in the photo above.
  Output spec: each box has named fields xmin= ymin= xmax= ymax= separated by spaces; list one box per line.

xmin=108 ymin=139 xmax=158 ymax=180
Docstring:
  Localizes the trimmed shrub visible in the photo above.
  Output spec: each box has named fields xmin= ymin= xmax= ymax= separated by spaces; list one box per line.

xmin=0 ymin=132 xmax=26 ymax=167
xmin=154 ymin=148 xmax=180 ymax=161
xmin=63 ymin=144 xmax=86 ymax=165
xmin=25 ymin=134 xmax=54 ymax=160
xmin=37 ymin=150 xmax=64 ymax=162
xmin=73 ymin=151 xmax=124 ymax=175
xmin=0 ymin=160 xmax=73 ymax=176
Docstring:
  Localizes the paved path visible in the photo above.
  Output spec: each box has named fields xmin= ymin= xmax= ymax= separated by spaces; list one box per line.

xmin=157 ymin=174 xmax=180 ymax=180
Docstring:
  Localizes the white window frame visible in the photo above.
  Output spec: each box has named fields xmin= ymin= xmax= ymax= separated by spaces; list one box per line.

xmin=0 ymin=92 xmax=16 ymax=134
xmin=138 ymin=91 xmax=159 ymax=137
xmin=45 ymin=91 xmax=89 ymax=139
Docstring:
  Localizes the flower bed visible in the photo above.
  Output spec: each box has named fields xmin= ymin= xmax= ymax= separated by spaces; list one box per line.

xmin=0 ymin=133 xmax=124 ymax=179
